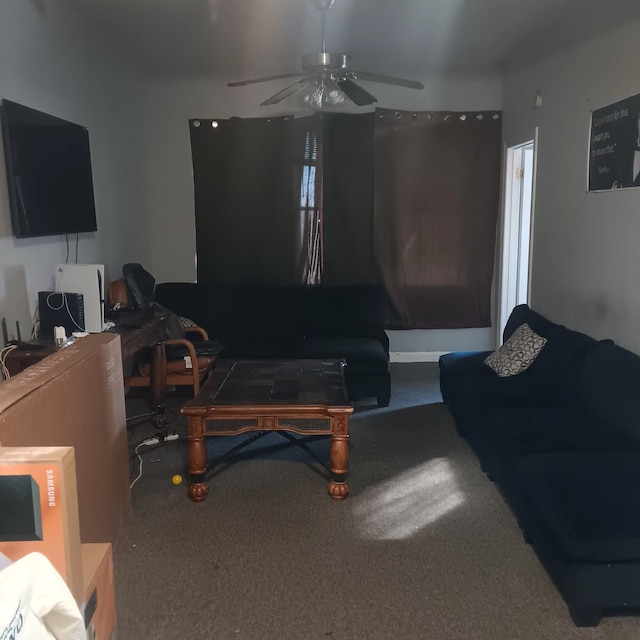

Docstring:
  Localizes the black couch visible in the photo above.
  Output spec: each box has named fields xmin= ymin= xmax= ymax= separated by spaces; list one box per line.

xmin=440 ymin=304 xmax=640 ymax=626
xmin=155 ymin=283 xmax=391 ymax=407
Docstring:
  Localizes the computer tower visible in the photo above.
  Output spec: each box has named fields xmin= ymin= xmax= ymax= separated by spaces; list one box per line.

xmin=55 ymin=263 xmax=104 ymax=333
xmin=38 ymin=291 xmax=85 ymax=339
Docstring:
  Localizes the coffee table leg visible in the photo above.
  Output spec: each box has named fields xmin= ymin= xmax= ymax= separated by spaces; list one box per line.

xmin=187 ymin=417 xmax=209 ymax=502
xmin=328 ymin=432 xmax=349 ymax=500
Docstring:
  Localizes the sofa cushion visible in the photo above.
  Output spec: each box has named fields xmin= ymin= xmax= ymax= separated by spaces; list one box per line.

xmin=217 ymin=326 xmax=304 ymax=358
xmin=450 ymin=369 xmax=563 ymax=438
xmin=485 ymin=323 xmax=547 ymax=377
xmin=515 ymin=452 xmax=640 ymax=562
xmin=298 ymin=337 xmax=389 ymax=374
xmin=464 ymin=403 xmax=639 ymax=479
xmin=525 ymin=325 xmax=602 ymax=399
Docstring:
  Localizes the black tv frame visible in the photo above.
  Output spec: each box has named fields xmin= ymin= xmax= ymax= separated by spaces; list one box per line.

xmin=1 ymin=99 xmax=97 ymax=239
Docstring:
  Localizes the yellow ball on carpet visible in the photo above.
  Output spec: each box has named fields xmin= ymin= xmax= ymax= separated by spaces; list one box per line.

xmin=171 ymin=474 xmax=183 ymax=485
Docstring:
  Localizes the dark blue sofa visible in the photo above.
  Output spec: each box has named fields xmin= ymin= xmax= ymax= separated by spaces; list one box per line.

xmin=440 ymin=304 xmax=640 ymax=626
xmin=155 ymin=283 xmax=391 ymax=406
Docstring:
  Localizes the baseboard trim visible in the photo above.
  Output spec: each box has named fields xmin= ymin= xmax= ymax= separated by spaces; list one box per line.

xmin=390 ymin=351 xmax=447 ymax=363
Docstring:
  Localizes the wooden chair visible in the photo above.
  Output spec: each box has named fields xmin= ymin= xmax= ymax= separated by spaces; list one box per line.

xmin=123 ymin=325 xmax=218 ymax=397
xmin=114 ymin=263 xmax=223 ymax=401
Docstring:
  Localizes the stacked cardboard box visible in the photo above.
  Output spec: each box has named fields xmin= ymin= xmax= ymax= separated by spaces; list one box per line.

xmin=0 ymin=448 xmax=118 ymax=637
xmin=0 ymin=333 xmax=130 ymax=543
xmin=0 ymin=446 xmax=83 ymax=602
xmin=81 ymin=543 xmax=116 ymax=640
xmin=0 ymin=335 xmax=126 ymax=636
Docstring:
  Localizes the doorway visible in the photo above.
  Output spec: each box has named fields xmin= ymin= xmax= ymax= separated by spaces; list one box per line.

xmin=497 ymin=137 xmax=536 ymax=343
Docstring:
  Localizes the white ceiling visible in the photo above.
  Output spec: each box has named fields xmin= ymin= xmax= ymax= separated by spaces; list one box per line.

xmin=61 ymin=0 xmax=640 ymax=81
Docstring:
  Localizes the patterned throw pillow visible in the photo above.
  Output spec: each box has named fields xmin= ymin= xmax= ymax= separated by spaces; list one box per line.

xmin=484 ymin=323 xmax=547 ymax=377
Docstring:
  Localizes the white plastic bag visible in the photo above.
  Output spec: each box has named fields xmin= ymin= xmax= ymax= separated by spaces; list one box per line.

xmin=0 ymin=552 xmax=85 ymax=640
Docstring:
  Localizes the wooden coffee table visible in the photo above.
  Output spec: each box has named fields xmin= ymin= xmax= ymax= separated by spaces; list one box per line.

xmin=181 ymin=359 xmax=354 ymax=501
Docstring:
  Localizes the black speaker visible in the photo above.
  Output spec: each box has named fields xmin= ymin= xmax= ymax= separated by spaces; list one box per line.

xmin=0 ymin=475 xmax=43 ymax=541
xmin=38 ymin=291 xmax=85 ymax=338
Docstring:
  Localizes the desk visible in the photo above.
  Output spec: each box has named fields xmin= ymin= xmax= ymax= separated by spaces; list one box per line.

xmin=107 ymin=313 xmax=168 ymax=363
xmin=106 ymin=314 xmax=170 ymax=410
xmin=4 ymin=314 xmax=168 ymax=397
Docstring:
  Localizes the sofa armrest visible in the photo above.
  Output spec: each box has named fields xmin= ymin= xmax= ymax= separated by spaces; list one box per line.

xmin=439 ymin=350 xmax=493 ymax=406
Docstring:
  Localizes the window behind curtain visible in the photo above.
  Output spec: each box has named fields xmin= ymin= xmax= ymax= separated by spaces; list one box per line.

xmin=297 ymin=127 xmax=322 ymax=286
xmin=189 ymin=115 xmax=317 ymax=286
xmin=188 ymin=110 xmax=501 ymax=329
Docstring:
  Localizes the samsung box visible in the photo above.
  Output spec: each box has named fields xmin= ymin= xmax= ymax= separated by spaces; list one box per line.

xmin=0 ymin=334 xmax=130 ymax=543
xmin=81 ymin=543 xmax=116 ymax=639
xmin=0 ymin=446 xmax=83 ymax=602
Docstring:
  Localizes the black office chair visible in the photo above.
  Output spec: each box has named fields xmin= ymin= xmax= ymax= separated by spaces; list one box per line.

xmin=122 ymin=263 xmax=159 ymax=311
xmin=120 ymin=263 xmax=223 ymax=397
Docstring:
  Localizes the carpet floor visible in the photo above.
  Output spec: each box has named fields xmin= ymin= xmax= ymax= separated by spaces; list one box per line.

xmin=114 ymin=363 xmax=640 ymax=639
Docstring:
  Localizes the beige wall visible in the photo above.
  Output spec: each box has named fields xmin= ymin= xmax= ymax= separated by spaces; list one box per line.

xmin=0 ymin=1 xmax=151 ymax=338
xmin=502 ymin=18 xmax=640 ymax=353
xmin=12 ymin=5 xmax=637 ymax=356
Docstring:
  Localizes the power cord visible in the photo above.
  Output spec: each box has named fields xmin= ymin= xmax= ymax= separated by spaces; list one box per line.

xmin=129 ymin=433 xmax=180 ymax=489
xmin=32 ymin=307 xmax=40 ymax=340
xmin=0 ymin=344 xmax=18 ymax=380
xmin=45 ymin=292 xmax=85 ymax=332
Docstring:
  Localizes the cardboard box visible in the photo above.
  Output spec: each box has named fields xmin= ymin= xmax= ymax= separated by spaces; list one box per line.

xmin=0 ymin=334 xmax=130 ymax=543
xmin=0 ymin=446 xmax=83 ymax=602
xmin=81 ymin=543 xmax=116 ymax=640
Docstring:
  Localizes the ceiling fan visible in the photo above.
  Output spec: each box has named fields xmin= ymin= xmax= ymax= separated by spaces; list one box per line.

xmin=227 ymin=0 xmax=424 ymax=109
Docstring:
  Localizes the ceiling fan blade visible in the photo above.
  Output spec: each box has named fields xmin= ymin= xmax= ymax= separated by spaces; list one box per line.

xmin=347 ymin=70 xmax=424 ymax=90
xmin=260 ymin=78 xmax=313 ymax=106
xmin=336 ymin=78 xmax=377 ymax=106
xmin=228 ymin=73 xmax=307 ymax=87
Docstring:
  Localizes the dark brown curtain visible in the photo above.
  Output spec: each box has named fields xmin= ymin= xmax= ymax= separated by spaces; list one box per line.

xmin=373 ymin=109 xmax=502 ymax=329
xmin=189 ymin=115 xmax=318 ymax=286
xmin=321 ymin=112 xmax=379 ymax=285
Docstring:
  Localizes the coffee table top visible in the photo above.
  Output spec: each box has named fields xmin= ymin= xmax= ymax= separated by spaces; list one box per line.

xmin=183 ymin=359 xmax=351 ymax=410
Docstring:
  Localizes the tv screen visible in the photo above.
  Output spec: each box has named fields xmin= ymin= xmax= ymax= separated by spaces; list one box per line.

xmin=1 ymin=99 xmax=97 ymax=238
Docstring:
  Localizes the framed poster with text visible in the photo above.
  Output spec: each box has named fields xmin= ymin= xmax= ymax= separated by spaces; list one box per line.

xmin=589 ymin=92 xmax=640 ymax=191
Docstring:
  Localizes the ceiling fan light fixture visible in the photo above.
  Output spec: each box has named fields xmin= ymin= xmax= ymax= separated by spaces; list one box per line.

xmin=228 ymin=0 xmax=423 ymax=108
xmin=300 ymin=78 xmax=347 ymax=110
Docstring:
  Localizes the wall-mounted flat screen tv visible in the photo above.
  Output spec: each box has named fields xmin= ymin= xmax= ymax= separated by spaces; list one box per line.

xmin=1 ymin=99 xmax=97 ymax=238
